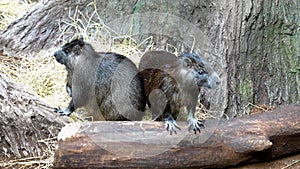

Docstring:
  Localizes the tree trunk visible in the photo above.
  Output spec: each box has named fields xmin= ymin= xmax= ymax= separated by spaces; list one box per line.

xmin=0 ymin=71 xmax=67 ymax=160
xmin=53 ymin=104 xmax=300 ymax=169
xmin=225 ymin=0 xmax=300 ymax=117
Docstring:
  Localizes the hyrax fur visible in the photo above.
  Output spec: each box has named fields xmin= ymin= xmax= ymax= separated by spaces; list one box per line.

xmin=139 ymin=51 xmax=220 ymax=134
xmin=54 ymin=38 xmax=146 ymax=121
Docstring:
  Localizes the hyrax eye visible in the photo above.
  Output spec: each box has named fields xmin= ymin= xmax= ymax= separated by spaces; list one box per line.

xmin=63 ymin=49 xmax=70 ymax=55
xmin=198 ymin=63 xmax=204 ymax=68
xmin=198 ymin=70 xmax=205 ymax=75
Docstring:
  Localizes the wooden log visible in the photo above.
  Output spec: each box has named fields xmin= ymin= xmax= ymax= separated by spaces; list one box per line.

xmin=54 ymin=104 xmax=300 ymax=168
xmin=0 ymin=72 xmax=67 ymax=160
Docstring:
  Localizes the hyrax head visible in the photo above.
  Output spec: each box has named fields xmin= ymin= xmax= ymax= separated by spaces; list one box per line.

xmin=54 ymin=37 xmax=85 ymax=70
xmin=179 ymin=52 xmax=221 ymax=89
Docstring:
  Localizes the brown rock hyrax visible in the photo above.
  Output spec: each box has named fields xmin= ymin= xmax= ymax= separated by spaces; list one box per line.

xmin=139 ymin=51 xmax=220 ymax=134
xmin=53 ymin=38 xmax=146 ymax=121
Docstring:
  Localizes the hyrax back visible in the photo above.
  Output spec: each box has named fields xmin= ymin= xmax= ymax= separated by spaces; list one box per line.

xmin=139 ymin=51 xmax=220 ymax=134
xmin=54 ymin=38 xmax=146 ymax=121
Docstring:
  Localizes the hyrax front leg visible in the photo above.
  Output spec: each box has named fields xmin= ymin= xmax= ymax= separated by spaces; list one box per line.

xmin=164 ymin=113 xmax=181 ymax=135
xmin=54 ymin=99 xmax=75 ymax=116
xmin=66 ymin=83 xmax=72 ymax=97
xmin=187 ymin=108 xmax=205 ymax=134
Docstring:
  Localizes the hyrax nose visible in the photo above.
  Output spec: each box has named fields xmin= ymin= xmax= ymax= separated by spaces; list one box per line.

xmin=54 ymin=50 xmax=65 ymax=64
xmin=54 ymin=51 xmax=60 ymax=58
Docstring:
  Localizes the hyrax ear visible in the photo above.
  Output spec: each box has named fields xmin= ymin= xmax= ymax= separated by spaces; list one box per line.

xmin=182 ymin=57 xmax=193 ymax=68
xmin=73 ymin=45 xmax=82 ymax=55
xmin=195 ymin=49 xmax=202 ymax=56
xmin=78 ymin=37 xmax=84 ymax=46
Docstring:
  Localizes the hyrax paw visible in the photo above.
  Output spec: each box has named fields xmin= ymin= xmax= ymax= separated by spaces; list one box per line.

xmin=54 ymin=107 xmax=70 ymax=116
xmin=187 ymin=118 xmax=205 ymax=134
xmin=165 ymin=115 xmax=181 ymax=135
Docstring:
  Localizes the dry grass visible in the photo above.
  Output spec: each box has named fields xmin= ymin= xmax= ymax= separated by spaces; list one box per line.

xmin=0 ymin=54 xmax=70 ymax=108
xmin=241 ymin=102 xmax=276 ymax=116
xmin=0 ymin=137 xmax=57 ymax=169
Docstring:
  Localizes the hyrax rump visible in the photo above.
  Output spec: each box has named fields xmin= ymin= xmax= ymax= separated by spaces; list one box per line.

xmin=53 ymin=38 xmax=146 ymax=121
xmin=139 ymin=51 xmax=220 ymax=134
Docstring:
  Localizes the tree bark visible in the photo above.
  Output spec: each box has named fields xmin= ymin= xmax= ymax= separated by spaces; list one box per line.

xmin=0 ymin=72 xmax=67 ymax=160
xmin=0 ymin=0 xmax=84 ymax=56
xmin=224 ymin=0 xmax=300 ymax=117
xmin=53 ymin=103 xmax=300 ymax=169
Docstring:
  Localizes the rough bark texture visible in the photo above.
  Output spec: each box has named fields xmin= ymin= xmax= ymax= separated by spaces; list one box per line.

xmin=53 ymin=103 xmax=300 ymax=169
xmin=0 ymin=0 xmax=299 ymax=118
xmin=0 ymin=72 xmax=67 ymax=160
xmin=224 ymin=0 xmax=300 ymax=117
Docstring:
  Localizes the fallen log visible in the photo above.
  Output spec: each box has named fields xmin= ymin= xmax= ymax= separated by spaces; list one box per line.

xmin=0 ymin=72 xmax=67 ymax=160
xmin=54 ymin=103 xmax=300 ymax=168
